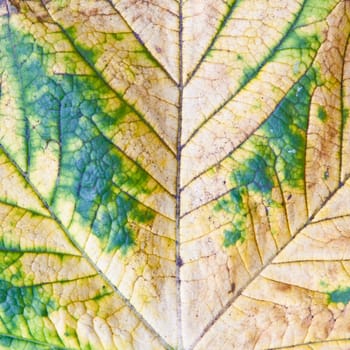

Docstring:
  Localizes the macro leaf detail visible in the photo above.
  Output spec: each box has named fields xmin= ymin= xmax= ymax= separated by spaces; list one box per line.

xmin=0 ymin=0 xmax=349 ymax=349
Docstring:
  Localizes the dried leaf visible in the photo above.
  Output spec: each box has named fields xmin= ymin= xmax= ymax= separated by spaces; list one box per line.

xmin=0 ymin=0 xmax=349 ymax=349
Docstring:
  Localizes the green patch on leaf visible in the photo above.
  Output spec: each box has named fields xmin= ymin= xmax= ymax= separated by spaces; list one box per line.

xmin=240 ymin=66 xmax=255 ymax=86
xmin=328 ymin=287 xmax=350 ymax=305
xmin=58 ymin=80 xmax=155 ymax=253
xmin=217 ymin=69 xmax=318 ymax=248
xmin=284 ymin=31 xmax=321 ymax=51
xmin=65 ymin=26 xmax=97 ymax=63
xmin=0 ymin=280 xmax=57 ymax=319
xmin=0 ymin=335 xmax=60 ymax=350
xmin=215 ymin=188 xmax=249 ymax=247
xmin=0 ymin=278 xmax=58 ymax=343
xmin=323 ymin=168 xmax=330 ymax=180
xmin=0 ymin=24 xmax=155 ymax=253
xmin=317 ymin=106 xmax=327 ymax=122
xmin=223 ymin=228 xmax=245 ymax=247
xmin=263 ymin=69 xmax=317 ymax=188
xmin=233 ymin=155 xmax=274 ymax=194
xmin=92 ymin=193 xmax=155 ymax=253
xmin=320 ymin=280 xmax=328 ymax=288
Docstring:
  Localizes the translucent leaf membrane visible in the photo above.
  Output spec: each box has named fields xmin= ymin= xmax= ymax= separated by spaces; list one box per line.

xmin=0 ymin=0 xmax=350 ymax=349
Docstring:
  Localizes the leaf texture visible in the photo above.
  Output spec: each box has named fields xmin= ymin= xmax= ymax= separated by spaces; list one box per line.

xmin=0 ymin=0 xmax=349 ymax=349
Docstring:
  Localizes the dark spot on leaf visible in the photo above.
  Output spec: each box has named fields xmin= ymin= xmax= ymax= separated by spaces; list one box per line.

xmin=323 ymin=167 xmax=329 ymax=180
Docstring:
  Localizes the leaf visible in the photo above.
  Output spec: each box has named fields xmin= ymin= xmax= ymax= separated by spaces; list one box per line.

xmin=0 ymin=0 xmax=349 ymax=349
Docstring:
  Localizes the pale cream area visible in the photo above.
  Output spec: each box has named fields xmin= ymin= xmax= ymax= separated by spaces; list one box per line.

xmin=305 ymin=1 xmax=350 ymax=216
xmin=29 ymin=140 xmax=60 ymax=202
xmin=0 ymin=151 xmax=49 ymax=216
xmin=182 ymin=0 xmax=235 ymax=79
xmin=314 ymin=180 xmax=350 ymax=222
xmin=48 ymin=277 xmax=167 ymax=349
xmin=0 ymin=202 xmax=79 ymax=254
xmin=0 ymin=57 xmax=28 ymax=171
xmin=180 ymin=188 xmax=293 ymax=346
xmin=68 ymin=214 xmax=177 ymax=345
xmin=194 ymin=154 xmax=350 ymax=349
xmin=111 ymin=0 xmax=179 ymax=82
xmin=19 ymin=254 xmax=94 ymax=284
xmin=275 ymin=216 xmax=350 ymax=263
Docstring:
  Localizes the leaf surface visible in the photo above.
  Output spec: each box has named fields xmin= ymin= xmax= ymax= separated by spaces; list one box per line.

xmin=0 ymin=0 xmax=349 ymax=349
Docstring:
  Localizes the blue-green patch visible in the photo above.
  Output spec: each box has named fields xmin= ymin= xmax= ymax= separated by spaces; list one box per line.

xmin=240 ymin=66 xmax=255 ymax=86
xmin=317 ymin=106 xmax=327 ymax=122
xmin=0 ymin=23 xmax=155 ymax=253
xmin=328 ymin=287 xmax=350 ymax=304
xmin=232 ymin=155 xmax=274 ymax=194
xmin=217 ymin=69 xmax=317 ymax=248
xmin=215 ymin=188 xmax=249 ymax=247
xmin=0 ymin=280 xmax=57 ymax=319
xmin=0 ymin=335 xmax=61 ymax=350
xmin=223 ymin=228 xmax=245 ymax=247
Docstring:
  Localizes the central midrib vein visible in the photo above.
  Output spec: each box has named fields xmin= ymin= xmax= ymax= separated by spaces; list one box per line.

xmin=176 ymin=0 xmax=184 ymax=349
